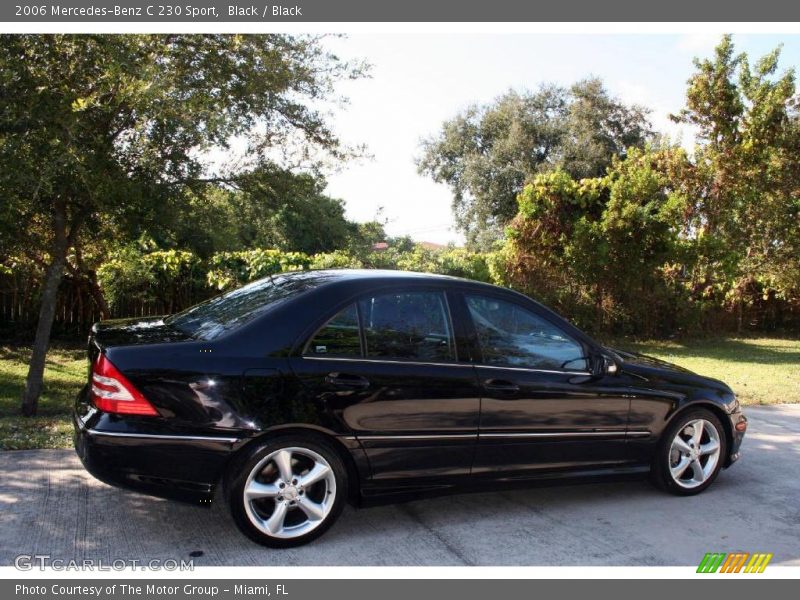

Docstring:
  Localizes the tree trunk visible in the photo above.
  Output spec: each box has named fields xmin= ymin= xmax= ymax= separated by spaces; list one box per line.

xmin=86 ymin=275 xmax=109 ymax=319
xmin=70 ymin=246 xmax=111 ymax=319
xmin=20 ymin=199 xmax=70 ymax=417
xmin=737 ymin=294 xmax=744 ymax=334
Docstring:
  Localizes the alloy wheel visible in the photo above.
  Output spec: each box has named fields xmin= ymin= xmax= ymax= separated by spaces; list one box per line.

xmin=668 ymin=418 xmax=721 ymax=489
xmin=243 ymin=446 xmax=337 ymax=539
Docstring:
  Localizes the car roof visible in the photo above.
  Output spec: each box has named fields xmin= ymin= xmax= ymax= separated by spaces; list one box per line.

xmin=305 ymin=268 xmax=471 ymax=283
xmin=286 ymin=268 xmax=505 ymax=292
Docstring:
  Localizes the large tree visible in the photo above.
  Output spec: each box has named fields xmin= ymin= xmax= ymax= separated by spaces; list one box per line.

xmin=669 ymin=35 xmax=798 ymax=323
xmin=417 ymin=78 xmax=652 ymax=247
xmin=0 ymin=34 xmax=365 ymax=415
xmin=502 ymin=36 xmax=800 ymax=335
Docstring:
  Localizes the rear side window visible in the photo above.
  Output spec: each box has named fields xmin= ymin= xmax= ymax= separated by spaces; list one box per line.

xmin=465 ymin=294 xmax=588 ymax=371
xmin=305 ymin=304 xmax=361 ymax=357
xmin=165 ymin=271 xmax=327 ymax=340
xmin=359 ymin=291 xmax=455 ymax=362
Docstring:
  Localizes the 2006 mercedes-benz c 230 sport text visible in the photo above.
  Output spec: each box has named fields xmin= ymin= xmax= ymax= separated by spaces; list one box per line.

xmin=74 ymin=269 xmax=747 ymax=547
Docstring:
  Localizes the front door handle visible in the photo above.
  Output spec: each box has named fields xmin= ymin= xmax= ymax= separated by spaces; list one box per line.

xmin=326 ymin=373 xmax=371 ymax=389
xmin=483 ymin=379 xmax=520 ymax=393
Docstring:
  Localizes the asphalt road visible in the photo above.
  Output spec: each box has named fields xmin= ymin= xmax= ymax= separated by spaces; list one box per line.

xmin=1 ymin=405 xmax=799 ymax=566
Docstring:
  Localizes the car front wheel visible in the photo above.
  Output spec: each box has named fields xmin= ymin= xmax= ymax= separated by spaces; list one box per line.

xmin=652 ymin=409 xmax=727 ymax=496
xmin=227 ymin=436 xmax=347 ymax=547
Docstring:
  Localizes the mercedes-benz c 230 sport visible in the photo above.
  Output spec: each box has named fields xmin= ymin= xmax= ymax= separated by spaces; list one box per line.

xmin=74 ymin=270 xmax=747 ymax=547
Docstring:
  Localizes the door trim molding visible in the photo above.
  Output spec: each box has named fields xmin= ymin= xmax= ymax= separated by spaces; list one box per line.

xmin=345 ymin=430 xmax=651 ymax=442
xmin=344 ymin=433 xmax=477 ymax=441
xmin=480 ymin=430 xmax=650 ymax=440
xmin=301 ymin=356 xmax=474 ymax=369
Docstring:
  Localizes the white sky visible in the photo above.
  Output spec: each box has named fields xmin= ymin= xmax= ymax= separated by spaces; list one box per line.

xmin=318 ymin=33 xmax=800 ymax=245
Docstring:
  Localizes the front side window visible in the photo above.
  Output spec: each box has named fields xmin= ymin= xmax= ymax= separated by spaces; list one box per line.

xmin=465 ymin=294 xmax=588 ymax=371
xmin=304 ymin=303 xmax=361 ymax=357
xmin=359 ymin=291 xmax=455 ymax=362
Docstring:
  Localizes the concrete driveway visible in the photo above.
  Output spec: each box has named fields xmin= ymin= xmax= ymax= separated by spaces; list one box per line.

xmin=1 ymin=405 xmax=799 ymax=566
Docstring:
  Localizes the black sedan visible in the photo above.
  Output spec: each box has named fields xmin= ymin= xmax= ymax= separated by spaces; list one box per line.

xmin=74 ymin=269 xmax=747 ymax=547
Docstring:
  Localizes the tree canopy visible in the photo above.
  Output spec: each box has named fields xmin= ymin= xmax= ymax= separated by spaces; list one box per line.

xmin=417 ymin=78 xmax=652 ymax=247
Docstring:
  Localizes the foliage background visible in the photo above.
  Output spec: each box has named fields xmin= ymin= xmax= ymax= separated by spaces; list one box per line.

xmin=1 ymin=34 xmax=798 ymax=344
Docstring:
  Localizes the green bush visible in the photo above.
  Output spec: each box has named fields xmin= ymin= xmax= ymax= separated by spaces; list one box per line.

xmin=97 ymin=246 xmax=204 ymax=313
xmin=207 ymin=249 xmax=311 ymax=291
xmin=309 ymin=250 xmax=364 ymax=270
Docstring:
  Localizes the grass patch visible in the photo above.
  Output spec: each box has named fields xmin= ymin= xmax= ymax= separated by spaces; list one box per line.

xmin=0 ymin=336 xmax=798 ymax=450
xmin=0 ymin=344 xmax=86 ymax=450
xmin=610 ymin=337 xmax=800 ymax=405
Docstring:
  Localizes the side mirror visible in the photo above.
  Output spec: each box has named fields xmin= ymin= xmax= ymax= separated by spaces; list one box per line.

xmin=605 ymin=356 xmax=618 ymax=375
xmin=592 ymin=353 xmax=618 ymax=376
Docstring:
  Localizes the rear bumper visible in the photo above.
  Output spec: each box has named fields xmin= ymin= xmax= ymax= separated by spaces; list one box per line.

xmin=73 ymin=393 xmax=242 ymax=505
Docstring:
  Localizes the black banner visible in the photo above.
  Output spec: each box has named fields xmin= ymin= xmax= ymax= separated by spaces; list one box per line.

xmin=4 ymin=579 xmax=797 ymax=600
xmin=3 ymin=0 xmax=800 ymax=22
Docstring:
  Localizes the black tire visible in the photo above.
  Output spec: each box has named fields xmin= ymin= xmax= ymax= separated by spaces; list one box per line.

xmin=226 ymin=434 xmax=348 ymax=548
xmin=651 ymin=408 xmax=728 ymax=496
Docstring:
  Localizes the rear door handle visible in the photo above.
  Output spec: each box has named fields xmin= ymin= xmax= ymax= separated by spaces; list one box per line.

xmin=483 ymin=379 xmax=520 ymax=393
xmin=326 ymin=373 xmax=371 ymax=389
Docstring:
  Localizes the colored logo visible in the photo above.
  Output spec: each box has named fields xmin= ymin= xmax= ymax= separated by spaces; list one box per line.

xmin=697 ymin=552 xmax=773 ymax=573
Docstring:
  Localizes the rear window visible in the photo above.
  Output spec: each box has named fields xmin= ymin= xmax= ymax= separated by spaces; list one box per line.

xmin=304 ymin=303 xmax=362 ymax=357
xmin=360 ymin=290 xmax=455 ymax=361
xmin=165 ymin=271 xmax=324 ymax=340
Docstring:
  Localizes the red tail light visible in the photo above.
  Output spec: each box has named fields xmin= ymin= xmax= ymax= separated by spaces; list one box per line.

xmin=90 ymin=354 xmax=159 ymax=416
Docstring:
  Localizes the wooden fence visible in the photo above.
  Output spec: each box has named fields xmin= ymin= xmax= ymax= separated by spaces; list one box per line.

xmin=0 ymin=272 xmax=212 ymax=334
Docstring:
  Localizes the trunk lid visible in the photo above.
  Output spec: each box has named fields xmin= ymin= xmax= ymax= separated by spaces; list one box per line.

xmin=89 ymin=316 xmax=194 ymax=357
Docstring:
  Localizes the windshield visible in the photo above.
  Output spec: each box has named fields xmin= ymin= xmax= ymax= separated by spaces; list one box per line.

xmin=165 ymin=271 xmax=326 ymax=340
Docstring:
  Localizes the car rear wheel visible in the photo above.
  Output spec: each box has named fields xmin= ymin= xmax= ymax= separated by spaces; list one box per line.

xmin=652 ymin=409 xmax=727 ymax=496
xmin=227 ymin=435 xmax=347 ymax=547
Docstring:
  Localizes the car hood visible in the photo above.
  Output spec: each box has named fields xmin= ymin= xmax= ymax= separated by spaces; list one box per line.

xmin=609 ymin=348 xmax=696 ymax=374
xmin=607 ymin=346 xmax=733 ymax=396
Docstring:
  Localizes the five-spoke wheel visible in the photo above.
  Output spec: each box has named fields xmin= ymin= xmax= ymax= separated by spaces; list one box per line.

xmin=228 ymin=436 xmax=347 ymax=547
xmin=653 ymin=409 xmax=727 ymax=495
xmin=668 ymin=418 xmax=721 ymax=489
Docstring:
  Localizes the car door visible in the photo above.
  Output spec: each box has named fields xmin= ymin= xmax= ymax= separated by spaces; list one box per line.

xmin=459 ymin=291 xmax=634 ymax=478
xmin=289 ymin=287 xmax=481 ymax=484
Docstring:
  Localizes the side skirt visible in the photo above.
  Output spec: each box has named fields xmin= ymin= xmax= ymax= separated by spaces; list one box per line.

xmin=357 ymin=464 xmax=651 ymax=507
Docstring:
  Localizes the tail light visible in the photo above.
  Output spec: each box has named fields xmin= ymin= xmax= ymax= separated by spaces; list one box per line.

xmin=90 ymin=354 xmax=159 ymax=416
